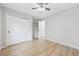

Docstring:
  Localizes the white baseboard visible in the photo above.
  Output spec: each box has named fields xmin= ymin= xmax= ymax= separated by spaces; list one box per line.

xmin=45 ymin=39 xmax=79 ymax=50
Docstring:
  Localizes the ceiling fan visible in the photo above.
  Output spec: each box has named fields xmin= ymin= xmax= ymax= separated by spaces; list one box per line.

xmin=32 ymin=3 xmax=50 ymax=12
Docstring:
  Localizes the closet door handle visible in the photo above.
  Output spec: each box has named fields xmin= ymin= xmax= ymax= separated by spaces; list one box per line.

xmin=8 ymin=31 xmax=10 ymax=33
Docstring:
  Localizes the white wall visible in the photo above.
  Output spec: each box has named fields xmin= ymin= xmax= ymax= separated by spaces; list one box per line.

xmin=0 ymin=5 xmax=4 ymax=49
xmin=44 ymin=5 xmax=79 ymax=49
xmin=0 ymin=4 xmax=2 ymax=49
xmin=1 ymin=7 xmax=6 ymax=48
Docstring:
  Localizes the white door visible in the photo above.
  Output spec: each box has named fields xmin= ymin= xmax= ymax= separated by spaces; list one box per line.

xmin=6 ymin=14 xmax=32 ymax=46
xmin=38 ymin=20 xmax=45 ymax=38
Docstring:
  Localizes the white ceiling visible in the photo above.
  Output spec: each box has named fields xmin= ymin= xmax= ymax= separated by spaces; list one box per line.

xmin=1 ymin=3 xmax=79 ymax=19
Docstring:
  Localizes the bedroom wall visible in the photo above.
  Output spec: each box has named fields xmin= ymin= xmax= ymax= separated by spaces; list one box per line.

xmin=0 ymin=4 xmax=2 ymax=49
xmin=44 ymin=5 xmax=79 ymax=49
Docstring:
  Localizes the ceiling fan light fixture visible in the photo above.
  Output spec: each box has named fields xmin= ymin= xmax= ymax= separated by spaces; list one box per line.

xmin=38 ymin=7 xmax=45 ymax=12
xmin=32 ymin=3 xmax=50 ymax=13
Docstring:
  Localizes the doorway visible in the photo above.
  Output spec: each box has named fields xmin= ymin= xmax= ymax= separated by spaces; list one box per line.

xmin=38 ymin=20 xmax=45 ymax=39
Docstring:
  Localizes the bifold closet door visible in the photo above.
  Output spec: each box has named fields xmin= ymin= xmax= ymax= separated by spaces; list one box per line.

xmin=6 ymin=14 xmax=32 ymax=46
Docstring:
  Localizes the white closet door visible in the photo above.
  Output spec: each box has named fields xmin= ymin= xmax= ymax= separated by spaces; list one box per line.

xmin=6 ymin=14 xmax=32 ymax=46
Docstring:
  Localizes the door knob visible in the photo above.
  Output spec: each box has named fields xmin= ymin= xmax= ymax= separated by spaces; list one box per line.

xmin=8 ymin=31 xmax=10 ymax=33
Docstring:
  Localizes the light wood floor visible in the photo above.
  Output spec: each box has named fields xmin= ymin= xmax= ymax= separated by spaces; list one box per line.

xmin=0 ymin=39 xmax=79 ymax=56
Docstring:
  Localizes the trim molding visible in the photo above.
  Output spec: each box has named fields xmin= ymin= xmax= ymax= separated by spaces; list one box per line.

xmin=45 ymin=39 xmax=79 ymax=50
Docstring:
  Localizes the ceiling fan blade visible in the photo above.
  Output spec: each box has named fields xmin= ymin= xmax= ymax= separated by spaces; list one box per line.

xmin=32 ymin=7 xmax=38 ymax=9
xmin=45 ymin=3 xmax=49 ymax=5
xmin=45 ymin=8 xmax=50 ymax=11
